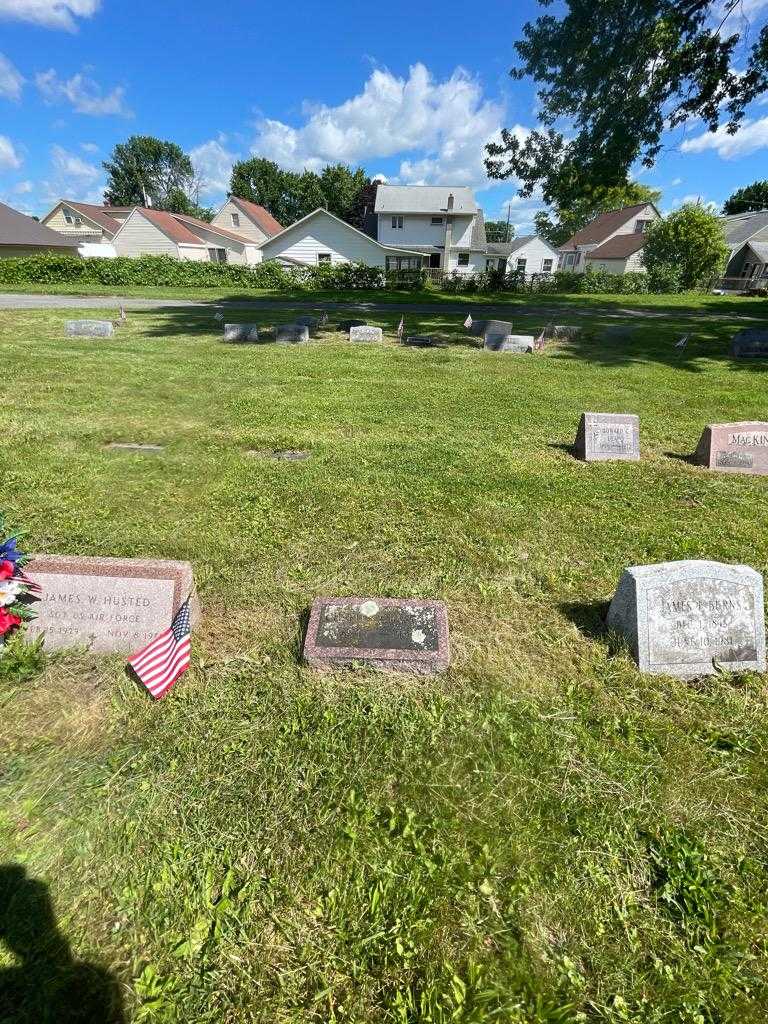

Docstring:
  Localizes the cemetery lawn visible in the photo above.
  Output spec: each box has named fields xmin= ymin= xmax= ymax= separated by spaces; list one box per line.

xmin=2 ymin=303 xmax=768 ymax=1023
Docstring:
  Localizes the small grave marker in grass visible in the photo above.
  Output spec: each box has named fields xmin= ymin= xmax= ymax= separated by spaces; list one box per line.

xmin=276 ymin=324 xmax=310 ymax=345
xmin=303 ymin=596 xmax=450 ymax=674
xmin=484 ymin=334 xmax=535 ymax=354
xmin=350 ymin=326 xmax=383 ymax=343
xmin=224 ymin=323 xmax=259 ymax=343
xmin=66 ymin=320 xmax=114 ymax=338
xmin=106 ymin=443 xmax=164 ymax=454
xmin=246 ymin=448 xmax=311 ymax=461
xmin=574 ymin=412 xmax=640 ymax=462
xmin=606 ymin=560 xmax=766 ymax=678
xmin=731 ymin=327 xmax=768 ymax=359
xmin=693 ymin=421 xmax=768 ymax=476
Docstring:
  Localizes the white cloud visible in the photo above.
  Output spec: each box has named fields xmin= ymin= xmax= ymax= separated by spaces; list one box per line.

xmin=681 ymin=116 xmax=768 ymax=158
xmin=0 ymin=52 xmax=24 ymax=100
xmin=36 ymin=143 xmax=104 ymax=208
xmin=0 ymin=135 xmax=22 ymax=169
xmin=251 ymin=63 xmax=513 ymax=191
xmin=80 ymin=141 xmax=98 ymax=153
xmin=672 ymin=193 xmax=718 ymax=212
xmin=498 ymin=192 xmax=546 ymax=236
xmin=671 ymin=176 xmax=683 ymax=186
xmin=50 ymin=143 xmax=99 ymax=181
xmin=0 ymin=0 xmax=100 ymax=31
xmin=35 ymin=68 xmax=131 ymax=117
xmin=13 ymin=179 xmax=33 ymax=193
xmin=190 ymin=136 xmax=237 ymax=198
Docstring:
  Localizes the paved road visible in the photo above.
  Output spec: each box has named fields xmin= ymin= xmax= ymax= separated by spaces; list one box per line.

xmin=0 ymin=291 xmax=759 ymax=321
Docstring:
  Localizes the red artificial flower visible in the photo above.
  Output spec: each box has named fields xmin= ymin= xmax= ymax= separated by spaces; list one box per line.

xmin=0 ymin=560 xmax=14 ymax=580
xmin=0 ymin=608 xmax=21 ymax=636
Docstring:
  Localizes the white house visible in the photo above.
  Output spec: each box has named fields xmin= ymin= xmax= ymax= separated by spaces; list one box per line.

xmin=487 ymin=235 xmax=559 ymax=276
xmin=558 ymin=203 xmax=661 ymax=274
xmin=41 ymin=200 xmax=134 ymax=257
xmin=721 ymin=210 xmax=768 ymax=287
xmin=110 ymin=207 xmax=263 ymax=264
xmin=256 ymin=208 xmax=419 ymax=268
xmin=211 ymin=197 xmax=283 ymax=244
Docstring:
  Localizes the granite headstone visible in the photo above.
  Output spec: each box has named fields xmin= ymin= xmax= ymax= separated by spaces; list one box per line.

xmin=484 ymin=333 xmax=535 ymax=353
xmin=731 ymin=327 xmax=768 ymax=359
xmin=303 ymin=596 xmax=450 ymax=673
xmin=693 ymin=421 xmax=768 ymax=476
xmin=606 ymin=560 xmax=766 ymax=678
xmin=276 ymin=324 xmax=310 ymax=344
xmin=349 ymin=325 xmax=383 ymax=343
xmin=468 ymin=319 xmax=513 ymax=338
xmin=66 ymin=320 xmax=114 ymax=338
xmin=224 ymin=323 xmax=259 ymax=343
xmin=24 ymin=555 xmax=198 ymax=654
xmin=574 ymin=412 xmax=640 ymax=462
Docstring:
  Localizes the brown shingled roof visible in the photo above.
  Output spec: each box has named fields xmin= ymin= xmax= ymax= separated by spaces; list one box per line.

xmin=561 ymin=204 xmax=652 ymax=249
xmin=137 ymin=208 xmax=206 ymax=245
xmin=231 ymin=197 xmax=283 ymax=237
xmin=64 ymin=201 xmax=123 ymax=235
xmin=586 ymin=234 xmax=648 ymax=260
xmin=173 ymin=212 xmax=255 ymax=244
xmin=0 ymin=200 xmax=80 ymax=249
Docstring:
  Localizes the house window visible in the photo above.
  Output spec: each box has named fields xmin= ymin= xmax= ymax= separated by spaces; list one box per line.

xmin=634 ymin=219 xmax=652 ymax=233
xmin=542 ymin=259 xmax=553 ymax=273
xmin=231 ymin=213 xmax=240 ymax=228
xmin=391 ymin=216 xmax=403 ymax=230
xmin=387 ymin=255 xmax=421 ymax=271
xmin=63 ymin=209 xmax=74 ymax=224
xmin=208 ymin=247 xmax=227 ymax=263
xmin=317 ymin=252 xmax=332 ymax=264
xmin=457 ymin=253 xmax=470 ymax=267
xmin=486 ymin=259 xmax=495 ymax=270
xmin=431 ymin=217 xmax=443 ymax=225
xmin=516 ymin=258 xmax=527 ymax=272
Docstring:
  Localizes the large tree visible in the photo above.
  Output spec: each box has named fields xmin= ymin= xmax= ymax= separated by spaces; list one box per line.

xmin=103 ymin=136 xmax=210 ymax=218
xmin=642 ymin=203 xmax=728 ymax=289
xmin=485 ymin=219 xmax=516 ymax=243
xmin=486 ymin=1 xmax=768 ymax=209
xmin=535 ymin=183 xmax=662 ymax=246
xmin=229 ymin=158 xmax=370 ymax=226
xmin=723 ymin=180 xmax=768 ymax=215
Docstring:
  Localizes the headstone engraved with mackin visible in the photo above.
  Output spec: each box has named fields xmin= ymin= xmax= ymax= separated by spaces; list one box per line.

xmin=224 ymin=323 xmax=259 ymax=343
xmin=303 ymin=596 xmax=450 ymax=673
xmin=66 ymin=320 xmax=114 ymax=338
xmin=24 ymin=555 xmax=197 ymax=653
xmin=693 ymin=421 xmax=768 ymax=476
xmin=574 ymin=412 xmax=640 ymax=462
xmin=606 ymin=560 xmax=766 ymax=678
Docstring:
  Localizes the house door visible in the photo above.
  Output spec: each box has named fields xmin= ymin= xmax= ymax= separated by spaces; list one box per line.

xmin=429 ymin=253 xmax=441 ymax=269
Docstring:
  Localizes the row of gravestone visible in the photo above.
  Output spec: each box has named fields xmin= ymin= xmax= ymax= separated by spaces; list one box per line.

xmin=21 ymin=554 xmax=766 ymax=682
xmin=575 ymin=412 xmax=768 ymax=475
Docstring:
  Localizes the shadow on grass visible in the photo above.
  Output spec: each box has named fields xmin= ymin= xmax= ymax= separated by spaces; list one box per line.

xmin=0 ymin=864 xmax=125 ymax=1024
xmin=559 ymin=601 xmax=610 ymax=643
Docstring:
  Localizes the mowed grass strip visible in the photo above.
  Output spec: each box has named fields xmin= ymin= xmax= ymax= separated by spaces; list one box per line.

xmin=1 ymin=306 xmax=767 ymax=1023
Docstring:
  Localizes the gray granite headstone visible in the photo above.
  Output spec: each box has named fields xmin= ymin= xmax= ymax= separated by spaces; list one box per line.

xmin=693 ymin=421 xmax=768 ymax=476
xmin=66 ymin=320 xmax=114 ymax=338
xmin=276 ymin=324 xmax=310 ymax=345
xmin=403 ymin=335 xmax=436 ymax=347
xmin=294 ymin=315 xmax=325 ymax=335
xmin=224 ymin=323 xmax=259 ymax=343
xmin=468 ymin=319 xmax=512 ymax=338
xmin=606 ymin=560 xmax=766 ymax=678
xmin=484 ymin=333 xmax=535 ymax=353
xmin=303 ymin=596 xmax=450 ymax=674
xmin=574 ymin=412 xmax=640 ymax=462
xmin=24 ymin=555 xmax=198 ymax=654
xmin=349 ymin=325 xmax=383 ymax=343
xmin=731 ymin=327 xmax=768 ymax=359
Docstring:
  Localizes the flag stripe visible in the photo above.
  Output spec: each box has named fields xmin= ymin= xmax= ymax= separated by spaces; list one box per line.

xmin=129 ymin=629 xmax=172 ymax=666
xmin=142 ymin=643 xmax=190 ymax=686
xmin=130 ymin=630 xmax=174 ymax=670
xmin=127 ymin=600 xmax=192 ymax=700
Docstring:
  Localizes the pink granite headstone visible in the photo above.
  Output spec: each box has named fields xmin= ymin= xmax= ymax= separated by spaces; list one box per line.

xmin=693 ymin=421 xmax=768 ymax=476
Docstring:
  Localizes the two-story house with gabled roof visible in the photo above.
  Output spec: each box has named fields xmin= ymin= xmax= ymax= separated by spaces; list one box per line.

xmin=720 ymin=209 xmax=768 ymax=287
xmin=558 ymin=203 xmax=661 ymax=274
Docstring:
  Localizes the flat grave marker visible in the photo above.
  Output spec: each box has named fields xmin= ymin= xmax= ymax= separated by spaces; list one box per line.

xmin=574 ymin=412 xmax=640 ymax=462
xmin=24 ymin=555 xmax=197 ymax=654
xmin=106 ymin=443 xmax=164 ymax=454
xmin=403 ymin=334 xmax=438 ymax=348
xmin=276 ymin=324 xmax=310 ymax=345
xmin=66 ymin=320 xmax=114 ymax=338
xmin=606 ymin=560 xmax=766 ymax=678
xmin=731 ymin=327 xmax=768 ymax=359
xmin=349 ymin=325 xmax=383 ymax=343
xmin=303 ymin=596 xmax=450 ymax=674
xmin=693 ymin=421 xmax=768 ymax=476
xmin=224 ymin=323 xmax=259 ymax=343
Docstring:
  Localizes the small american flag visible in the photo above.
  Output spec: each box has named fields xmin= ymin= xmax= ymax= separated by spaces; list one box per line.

xmin=675 ymin=334 xmax=690 ymax=349
xmin=464 ymin=314 xmax=473 ymax=329
xmin=214 ymin=310 xmax=224 ymax=322
xmin=397 ymin=316 xmax=404 ymax=340
xmin=128 ymin=600 xmax=192 ymax=700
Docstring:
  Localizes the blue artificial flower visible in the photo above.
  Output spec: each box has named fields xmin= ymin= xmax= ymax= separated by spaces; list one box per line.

xmin=0 ymin=537 xmax=23 ymax=565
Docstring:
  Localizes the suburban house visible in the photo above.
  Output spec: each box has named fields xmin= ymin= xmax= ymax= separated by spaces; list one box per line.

xmin=42 ymin=197 xmax=283 ymax=263
xmin=210 ymin=197 xmax=283 ymax=244
xmin=256 ymin=208 xmax=418 ymax=269
xmin=720 ymin=209 xmax=768 ymax=287
xmin=0 ymin=200 xmax=80 ymax=258
xmin=558 ymin=203 xmax=661 ymax=274
xmin=362 ymin=185 xmax=558 ymax=276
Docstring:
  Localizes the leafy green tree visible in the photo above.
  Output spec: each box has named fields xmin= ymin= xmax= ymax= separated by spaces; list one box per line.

xmin=485 ymin=219 xmax=515 ymax=243
xmin=229 ymin=158 xmax=369 ymax=227
xmin=486 ymin=1 xmax=768 ymax=208
xmin=535 ymin=184 xmax=662 ymax=246
xmin=103 ymin=136 xmax=203 ymax=213
xmin=642 ymin=204 xmax=728 ymax=289
xmin=723 ymin=181 xmax=768 ymax=215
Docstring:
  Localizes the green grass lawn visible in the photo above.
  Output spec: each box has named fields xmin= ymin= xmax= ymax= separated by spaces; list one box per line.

xmin=1 ymin=303 xmax=767 ymax=1023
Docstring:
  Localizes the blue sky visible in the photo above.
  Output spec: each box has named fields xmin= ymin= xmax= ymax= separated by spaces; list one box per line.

xmin=1 ymin=0 xmax=767 ymax=232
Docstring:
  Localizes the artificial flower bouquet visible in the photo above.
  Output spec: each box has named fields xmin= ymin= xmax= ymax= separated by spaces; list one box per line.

xmin=0 ymin=514 xmax=38 ymax=646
